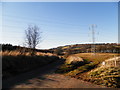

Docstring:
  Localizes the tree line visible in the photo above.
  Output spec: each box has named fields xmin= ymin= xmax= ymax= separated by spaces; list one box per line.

xmin=52 ymin=43 xmax=120 ymax=56
xmin=1 ymin=44 xmax=51 ymax=53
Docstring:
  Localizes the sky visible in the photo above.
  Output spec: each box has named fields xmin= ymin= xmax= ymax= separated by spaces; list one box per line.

xmin=1 ymin=2 xmax=118 ymax=49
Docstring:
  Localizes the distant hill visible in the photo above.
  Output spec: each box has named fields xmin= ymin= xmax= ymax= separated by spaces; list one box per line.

xmin=1 ymin=44 xmax=52 ymax=53
xmin=49 ymin=43 xmax=120 ymax=55
xmin=1 ymin=43 xmax=120 ymax=56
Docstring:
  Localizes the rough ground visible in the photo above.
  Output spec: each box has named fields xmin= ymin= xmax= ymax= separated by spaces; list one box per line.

xmin=13 ymin=73 xmax=107 ymax=88
xmin=3 ymin=60 xmax=107 ymax=89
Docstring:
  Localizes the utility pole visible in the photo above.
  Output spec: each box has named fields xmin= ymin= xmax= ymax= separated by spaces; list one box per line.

xmin=89 ymin=24 xmax=97 ymax=55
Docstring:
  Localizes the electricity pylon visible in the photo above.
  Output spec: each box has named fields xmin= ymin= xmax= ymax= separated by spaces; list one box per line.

xmin=89 ymin=24 xmax=97 ymax=55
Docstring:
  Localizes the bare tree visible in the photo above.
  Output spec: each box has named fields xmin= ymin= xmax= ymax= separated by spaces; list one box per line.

xmin=25 ymin=25 xmax=41 ymax=49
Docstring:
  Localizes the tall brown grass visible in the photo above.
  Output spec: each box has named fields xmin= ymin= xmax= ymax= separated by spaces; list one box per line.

xmin=1 ymin=50 xmax=57 ymax=56
xmin=2 ymin=50 xmax=60 ymax=79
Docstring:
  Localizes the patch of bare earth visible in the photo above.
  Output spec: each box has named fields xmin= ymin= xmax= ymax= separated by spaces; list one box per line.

xmin=13 ymin=73 xmax=106 ymax=88
xmin=3 ymin=60 xmax=107 ymax=89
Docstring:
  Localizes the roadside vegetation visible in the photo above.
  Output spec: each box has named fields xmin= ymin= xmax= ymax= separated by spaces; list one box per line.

xmin=55 ymin=53 xmax=120 ymax=88
xmin=55 ymin=61 xmax=89 ymax=74
xmin=85 ymin=66 xmax=120 ymax=88
xmin=1 ymin=50 xmax=61 ymax=79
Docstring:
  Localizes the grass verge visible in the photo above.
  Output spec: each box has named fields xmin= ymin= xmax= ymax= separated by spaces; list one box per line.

xmin=55 ymin=53 xmax=120 ymax=88
xmin=2 ymin=50 xmax=60 ymax=79
xmin=84 ymin=67 xmax=120 ymax=88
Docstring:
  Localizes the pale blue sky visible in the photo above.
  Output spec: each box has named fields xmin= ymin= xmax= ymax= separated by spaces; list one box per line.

xmin=1 ymin=2 xmax=118 ymax=49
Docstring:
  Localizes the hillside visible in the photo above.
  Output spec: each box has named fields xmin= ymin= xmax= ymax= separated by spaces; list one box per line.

xmin=50 ymin=43 xmax=120 ymax=56
xmin=1 ymin=44 xmax=52 ymax=53
xmin=1 ymin=44 xmax=62 ymax=79
xmin=55 ymin=53 xmax=120 ymax=88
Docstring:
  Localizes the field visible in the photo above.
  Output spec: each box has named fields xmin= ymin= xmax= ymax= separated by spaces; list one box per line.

xmin=55 ymin=53 xmax=120 ymax=88
xmin=75 ymin=53 xmax=119 ymax=64
xmin=1 ymin=50 xmax=61 ymax=79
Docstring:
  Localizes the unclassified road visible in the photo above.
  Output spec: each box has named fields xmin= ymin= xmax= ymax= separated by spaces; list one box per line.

xmin=3 ymin=60 xmax=107 ymax=89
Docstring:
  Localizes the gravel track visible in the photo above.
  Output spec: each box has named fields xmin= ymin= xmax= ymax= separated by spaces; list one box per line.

xmin=3 ymin=59 xmax=107 ymax=89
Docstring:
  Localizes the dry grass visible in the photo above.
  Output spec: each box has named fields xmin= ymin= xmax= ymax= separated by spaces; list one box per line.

xmin=75 ymin=53 xmax=120 ymax=64
xmin=2 ymin=50 xmax=60 ymax=79
xmin=64 ymin=53 xmax=120 ymax=88
xmin=55 ymin=53 xmax=120 ymax=88
xmin=65 ymin=53 xmax=120 ymax=76
xmin=1 ymin=51 xmax=30 ymax=56
xmin=56 ymin=53 xmax=120 ymax=75
xmin=84 ymin=66 xmax=120 ymax=88
xmin=1 ymin=50 xmax=57 ymax=57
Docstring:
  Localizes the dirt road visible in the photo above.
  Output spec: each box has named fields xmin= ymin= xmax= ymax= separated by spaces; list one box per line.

xmin=3 ymin=60 xmax=106 ymax=89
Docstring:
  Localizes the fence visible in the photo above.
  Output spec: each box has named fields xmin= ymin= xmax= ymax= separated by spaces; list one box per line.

xmin=102 ymin=56 xmax=120 ymax=67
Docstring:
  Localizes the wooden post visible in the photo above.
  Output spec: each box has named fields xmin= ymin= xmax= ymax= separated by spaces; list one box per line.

xmin=115 ymin=56 xmax=117 ymax=67
xmin=114 ymin=55 xmax=116 ymax=67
